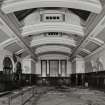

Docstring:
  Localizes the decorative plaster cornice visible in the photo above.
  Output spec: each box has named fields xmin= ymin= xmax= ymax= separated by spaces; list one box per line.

xmin=1 ymin=0 xmax=102 ymax=13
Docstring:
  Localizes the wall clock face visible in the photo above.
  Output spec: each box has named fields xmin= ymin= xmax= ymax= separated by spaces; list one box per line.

xmin=3 ymin=57 xmax=13 ymax=70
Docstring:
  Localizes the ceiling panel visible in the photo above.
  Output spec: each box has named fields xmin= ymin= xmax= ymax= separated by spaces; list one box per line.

xmin=96 ymin=28 xmax=105 ymax=42
xmin=0 ymin=29 xmax=10 ymax=43
xmin=4 ymin=42 xmax=22 ymax=53
xmin=14 ymin=7 xmax=91 ymax=21
xmin=21 ymin=51 xmax=29 ymax=58
xmin=85 ymin=41 xmax=100 ymax=52
xmin=72 ymin=35 xmax=83 ymax=46
xmin=36 ymin=45 xmax=71 ymax=54
xmin=31 ymin=37 xmax=76 ymax=47
xmin=78 ymin=51 xmax=88 ymax=57
xmin=70 ymin=8 xmax=90 ymax=21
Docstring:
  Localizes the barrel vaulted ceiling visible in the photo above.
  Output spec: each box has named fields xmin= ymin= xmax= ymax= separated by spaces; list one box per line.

xmin=0 ymin=0 xmax=105 ymax=61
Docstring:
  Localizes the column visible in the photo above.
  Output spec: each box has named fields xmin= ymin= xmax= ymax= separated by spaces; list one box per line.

xmin=47 ymin=60 xmax=49 ymax=76
xmin=82 ymin=74 xmax=84 ymax=87
xmin=76 ymin=74 xmax=78 ymax=86
xmin=59 ymin=60 xmax=61 ymax=76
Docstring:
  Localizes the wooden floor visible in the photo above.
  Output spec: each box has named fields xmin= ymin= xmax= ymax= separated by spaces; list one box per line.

xmin=26 ymin=87 xmax=105 ymax=105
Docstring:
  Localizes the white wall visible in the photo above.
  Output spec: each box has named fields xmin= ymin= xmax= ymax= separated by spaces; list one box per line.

xmin=22 ymin=56 xmax=36 ymax=74
xmin=22 ymin=10 xmax=40 ymax=25
xmin=72 ymin=56 xmax=85 ymax=74
xmin=0 ymin=48 xmax=12 ymax=71
xmin=67 ymin=61 xmax=72 ymax=75
xmin=36 ymin=62 xmax=41 ymax=75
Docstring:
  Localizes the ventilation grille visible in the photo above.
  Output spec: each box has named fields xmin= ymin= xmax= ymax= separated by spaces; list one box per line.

xmin=44 ymin=32 xmax=62 ymax=37
xmin=41 ymin=13 xmax=65 ymax=22
xmin=85 ymin=41 xmax=100 ymax=52
xmin=79 ymin=51 xmax=88 ymax=57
